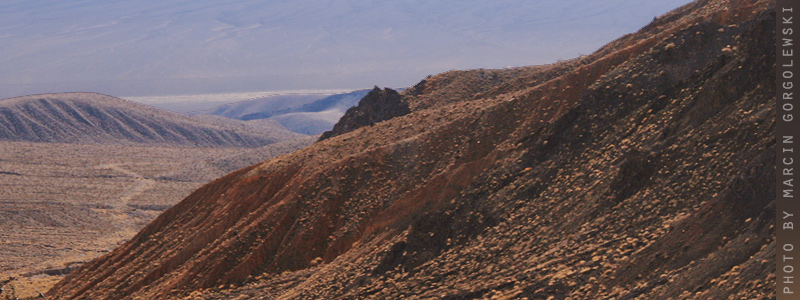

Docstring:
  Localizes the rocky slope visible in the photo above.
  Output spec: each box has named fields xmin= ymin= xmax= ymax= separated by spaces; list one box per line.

xmin=49 ymin=0 xmax=776 ymax=299
xmin=0 ymin=93 xmax=304 ymax=147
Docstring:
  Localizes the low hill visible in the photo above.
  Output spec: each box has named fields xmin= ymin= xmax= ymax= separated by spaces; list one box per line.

xmin=0 ymin=93 xmax=304 ymax=147
xmin=50 ymin=0 xmax=776 ymax=299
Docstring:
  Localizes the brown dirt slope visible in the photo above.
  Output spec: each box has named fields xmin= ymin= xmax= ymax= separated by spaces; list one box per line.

xmin=49 ymin=0 xmax=776 ymax=299
xmin=0 ymin=93 xmax=304 ymax=147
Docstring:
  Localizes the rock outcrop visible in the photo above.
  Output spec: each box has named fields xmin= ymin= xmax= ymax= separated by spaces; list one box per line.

xmin=318 ymin=87 xmax=410 ymax=141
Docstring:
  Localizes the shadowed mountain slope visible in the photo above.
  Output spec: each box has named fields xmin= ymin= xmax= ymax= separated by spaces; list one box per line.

xmin=0 ymin=93 xmax=304 ymax=147
xmin=50 ymin=0 xmax=776 ymax=299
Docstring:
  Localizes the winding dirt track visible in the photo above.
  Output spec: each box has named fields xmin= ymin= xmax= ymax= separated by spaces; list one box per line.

xmin=94 ymin=163 xmax=156 ymax=209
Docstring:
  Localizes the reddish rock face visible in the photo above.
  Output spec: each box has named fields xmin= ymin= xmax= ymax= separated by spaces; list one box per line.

xmin=49 ymin=0 xmax=777 ymax=299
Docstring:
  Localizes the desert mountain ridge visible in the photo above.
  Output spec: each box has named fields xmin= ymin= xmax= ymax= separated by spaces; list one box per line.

xmin=50 ymin=0 xmax=776 ymax=299
xmin=0 ymin=92 xmax=304 ymax=147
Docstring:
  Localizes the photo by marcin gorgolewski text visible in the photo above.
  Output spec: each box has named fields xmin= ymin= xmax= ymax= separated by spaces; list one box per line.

xmin=778 ymin=1 xmax=800 ymax=299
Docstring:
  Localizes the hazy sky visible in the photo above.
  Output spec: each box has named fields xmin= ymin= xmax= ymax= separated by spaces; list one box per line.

xmin=0 ymin=0 xmax=694 ymax=99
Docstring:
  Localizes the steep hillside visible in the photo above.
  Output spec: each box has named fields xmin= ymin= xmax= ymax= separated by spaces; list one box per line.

xmin=0 ymin=93 xmax=304 ymax=147
xmin=50 ymin=0 xmax=776 ymax=299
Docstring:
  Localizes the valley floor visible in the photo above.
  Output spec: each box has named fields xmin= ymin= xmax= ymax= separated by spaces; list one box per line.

xmin=0 ymin=140 xmax=311 ymax=299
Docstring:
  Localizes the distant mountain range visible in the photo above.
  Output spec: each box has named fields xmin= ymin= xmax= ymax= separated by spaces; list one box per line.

xmin=0 ymin=92 xmax=304 ymax=147
xmin=195 ymin=89 xmax=370 ymax=135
